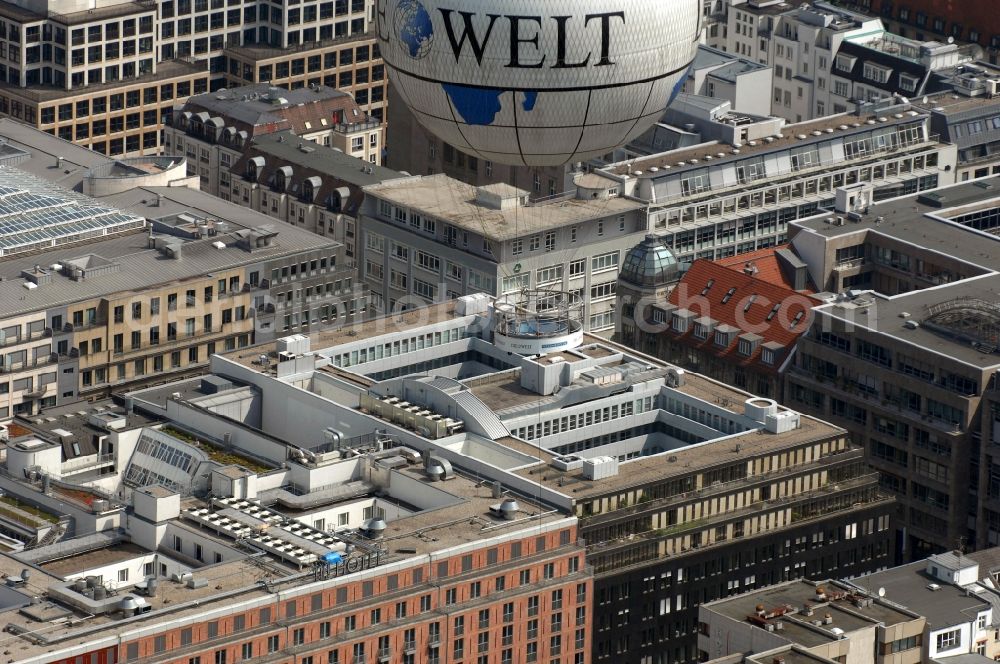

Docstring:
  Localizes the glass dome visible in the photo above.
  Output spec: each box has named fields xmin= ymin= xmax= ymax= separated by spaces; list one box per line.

xmin=619 ymin=235 xmax=680 ymax=288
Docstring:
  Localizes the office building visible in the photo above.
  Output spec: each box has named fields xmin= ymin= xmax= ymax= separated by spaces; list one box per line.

xmin=220 ymin=33 xmax=386 ymax=121
xmin=596 ymin=102 xmax=955 ymax=266
xmin=836 ymin=0 xmax=1000 ymax=61
xmin=0 ymin=0 xmax=382 ymax=156
xmin=912 ymin=62 xmax=1000 ymax=183
xmin=356 ymin=173 xmax=649 ymax=333
xmin=0 ymin=118 xmax=361 ymax=422
xmin=701 ymin=546 xmax=1000 ymax=663
xmin=679 ymin=45 xmax=774 ymax=117
xmin=702 ymin=0 xmax=729 ymax=51
xmin=782 ymin=176 xmax=1000 ymax=561
xmin=727 ymin=1 xmax=970 ymax=123
xmin=227 ymin=129 xmax=403 ymax=254
xmin=698 ymin=578 xmax=925 ymax=664
xmin=849 ymin=550 xmax=1000 ymax=661
xmin=0 ymin=396 xmax=588 ymax=664
xmin=110 ymin=290 xmax=900 ymax=664
xmin=163 ymin=83 xmax=384 ymax=197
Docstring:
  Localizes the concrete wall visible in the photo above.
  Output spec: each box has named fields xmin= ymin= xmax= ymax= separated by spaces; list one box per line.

xmin=164 ymin=399 xmax=288 ymax=464
xmin=83 ymin=159 xmax=193 ymax=197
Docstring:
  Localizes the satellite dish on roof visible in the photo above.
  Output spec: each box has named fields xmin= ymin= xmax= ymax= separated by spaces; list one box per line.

xmin=948 ymin=36 xmax=955 ymax=44
xmin=877 ymin=587 xmax=885 ymax=597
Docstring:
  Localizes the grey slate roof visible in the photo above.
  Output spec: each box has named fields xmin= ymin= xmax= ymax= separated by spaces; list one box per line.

xmin=251 ymin=130 xmax=405 ymax=187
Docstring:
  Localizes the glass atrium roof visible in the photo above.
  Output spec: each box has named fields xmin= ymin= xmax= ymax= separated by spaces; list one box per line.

xmin=619 ymin=234 xmax=680 ymax=288
xmin=0 ymin=166 xmax=145 ymax=257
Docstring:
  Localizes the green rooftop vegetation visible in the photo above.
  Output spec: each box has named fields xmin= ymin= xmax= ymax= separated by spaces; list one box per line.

xmin=161 ymin=426 xmax=271 ymax=474
xmin=0 ymin=496 xmax=59 ymax=525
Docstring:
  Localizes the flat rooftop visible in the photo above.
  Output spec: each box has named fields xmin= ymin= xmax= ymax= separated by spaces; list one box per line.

xmin=852 ymin=561 xmax=991 ymax=628
xmin=0 ymin=181 xmax=339 ymax=319
xmin=817 ymin=274 xmax=1000 ymax=369
xmin=0 ymin=457 xmax=571 ymax=661
xmin=39 ymin=542 xmax=150 ymax=578
xmin=225 ymin=301 xmax=465 ymax=371
xmin=793 ymin=176 xmax=1000 ymax=367
xmin=607 ymin=110 xmax=924 ymax=176
xmin=915 ymin=90 xmax=1000 ymax=115
xmin=363 ymin=174 xmax=645 ymax=240
xmin=515 ymin=408 xmax=839 ymax=499
xmin=707 ymin=580 xmax=914 ymax=633
xmin=0 ymin=557 xmax=272 ymax=661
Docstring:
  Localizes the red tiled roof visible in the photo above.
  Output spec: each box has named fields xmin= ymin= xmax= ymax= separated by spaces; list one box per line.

xmin=715 ymin=245 xmax=814 ymax=293
xmin=662 ymin=259 xmax=820 ymax=371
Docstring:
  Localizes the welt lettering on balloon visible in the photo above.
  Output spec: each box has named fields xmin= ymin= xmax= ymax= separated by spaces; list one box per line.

xmin=436 ymin=9 xmax=626 ymax=69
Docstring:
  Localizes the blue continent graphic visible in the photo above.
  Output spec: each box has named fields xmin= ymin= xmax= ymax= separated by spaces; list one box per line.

xmin=669 ymin=64 xmax=694 ymax=105
xmin=443 ymin=85 xmax=540 ymax=126
xmin=397 ymin=0 xmax=433 ymax=59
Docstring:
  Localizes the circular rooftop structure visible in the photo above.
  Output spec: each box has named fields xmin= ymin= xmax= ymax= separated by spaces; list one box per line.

xmin=493 ymin=289 xmax=584 ymax=355
xmin=619 ymin=235 xmax=680 ymax=288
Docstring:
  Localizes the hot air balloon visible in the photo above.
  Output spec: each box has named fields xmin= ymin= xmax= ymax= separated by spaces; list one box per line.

xmin=376 ymin=0 xmax=702 ymax=167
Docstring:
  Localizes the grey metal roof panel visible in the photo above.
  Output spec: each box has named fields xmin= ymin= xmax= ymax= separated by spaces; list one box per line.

xmin=0 ymin=183 xmax=340 ymax=318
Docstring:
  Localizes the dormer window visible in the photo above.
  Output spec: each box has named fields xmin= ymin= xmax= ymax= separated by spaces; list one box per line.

xmin=862 ymin=62 xmax=892 ymax=84
xmin=762 ymin=348 xmax=775 ymax=365
xmin=738 ymin=338 xmax=753 ymax=356
xmin=836 ymin=54 xmax=856 ymax=73
xmin=694 ymin=324 xmax=709 ymax=340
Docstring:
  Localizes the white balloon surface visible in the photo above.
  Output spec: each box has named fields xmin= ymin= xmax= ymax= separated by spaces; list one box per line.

xmin=377 ymin=0 xmax=702 ymax=166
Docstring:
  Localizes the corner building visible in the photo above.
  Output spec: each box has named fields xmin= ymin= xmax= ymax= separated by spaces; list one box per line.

xmin=120 ymin=291 xmax=896 ymax=664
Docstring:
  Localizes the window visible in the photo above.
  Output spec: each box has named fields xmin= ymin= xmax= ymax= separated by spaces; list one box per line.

xmin=569 ymin=259 xmax=585 ymax=277
xmin=590 ymin=282 xmax=616 ymax=300
xmin=416 ymin=251 xmax=440 ymax=272
xmin=536 ymin=265 xmax=563 ymax=284
xmin=591 ymin=251 xmax=619 ymax=273
xmin=936 ymin=629 xmax=960 ymax=652
xmin=863 ymin=62 xmax=891 ymax=84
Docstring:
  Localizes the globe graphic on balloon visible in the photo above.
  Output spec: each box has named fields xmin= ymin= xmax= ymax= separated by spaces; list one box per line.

xmin=396 ymin=0 xmax=434 ymax=59
xmin=378 ymin=0 xmax=701 ymax=166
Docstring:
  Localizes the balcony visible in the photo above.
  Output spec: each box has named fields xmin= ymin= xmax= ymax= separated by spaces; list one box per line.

xmin=834 ymin=258 xmax=866 ymax=271
xmin=587 ymin=474 xmax=888 ymax=574
xmin=376 ymin=648 xmax=391 ymax=662
xmin=61 ymin=453 xmax=116 ymax=477
xmin=0 ymin=354 xmax=57 ymax=374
